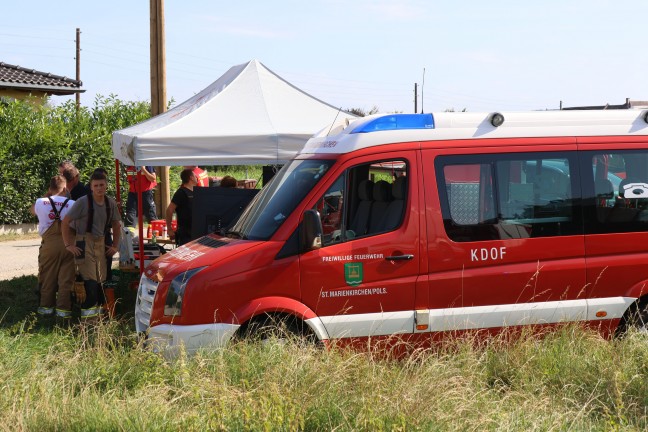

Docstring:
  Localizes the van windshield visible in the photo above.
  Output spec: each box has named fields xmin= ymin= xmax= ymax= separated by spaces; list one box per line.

xmin=228 ymin=159 xmax=334 ymax=240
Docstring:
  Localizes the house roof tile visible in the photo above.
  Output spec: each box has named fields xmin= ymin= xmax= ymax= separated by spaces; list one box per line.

xmin=0 ymin=62 xmax=84 ymax=95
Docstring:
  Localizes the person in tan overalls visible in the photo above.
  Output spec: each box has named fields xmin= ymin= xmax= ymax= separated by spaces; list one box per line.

xmin=62 ymin=171 xmax=121 ymax=320
xmin=31 ymin=175 xmax=75 ymax=322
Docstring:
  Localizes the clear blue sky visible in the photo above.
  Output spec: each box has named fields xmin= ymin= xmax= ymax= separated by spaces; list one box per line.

xmin=3 ymin=0 xmax=647 ymax=113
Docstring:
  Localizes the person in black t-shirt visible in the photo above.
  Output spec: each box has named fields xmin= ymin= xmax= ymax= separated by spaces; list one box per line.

xmin=59 ymin=162 xmax=89 ymax=200
xmin=166 ymin=168 xmax=198 ymax=246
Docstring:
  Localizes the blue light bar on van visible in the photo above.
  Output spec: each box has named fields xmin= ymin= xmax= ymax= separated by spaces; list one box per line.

xmin=350 ymin=113 xmax=435 ymax=134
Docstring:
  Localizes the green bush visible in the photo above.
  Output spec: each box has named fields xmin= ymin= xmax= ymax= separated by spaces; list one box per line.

xmin=0 ymin=95 xmax=150 ymax=224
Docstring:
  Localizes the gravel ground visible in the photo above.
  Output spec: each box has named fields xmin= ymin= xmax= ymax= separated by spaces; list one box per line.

xmin=0 ymin=238 xmax=41 ymax=280
xmin=0 ymin=238 xmax=123 ymax=281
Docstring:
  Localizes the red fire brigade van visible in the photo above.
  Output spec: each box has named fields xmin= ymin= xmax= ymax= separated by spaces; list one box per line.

xmin=135 ymin=110 xmax=648 ymax=353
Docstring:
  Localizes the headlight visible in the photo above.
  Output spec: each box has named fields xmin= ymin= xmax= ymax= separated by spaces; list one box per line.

xmin=164 ymin=266 xmax=207 ymax=316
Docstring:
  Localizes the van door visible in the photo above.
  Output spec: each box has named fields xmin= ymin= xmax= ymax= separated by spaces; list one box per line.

xmin=300 ymin=152 xmax=421 ymax=340
xmin=579 ymin=144 xmax=648 ymax=317
xmin=422 ymin=144 xmax=588 ymax=332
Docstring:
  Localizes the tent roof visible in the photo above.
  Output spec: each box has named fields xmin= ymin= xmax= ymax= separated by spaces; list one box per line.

xmin=112 ymin=59 xmax=356 ymax=166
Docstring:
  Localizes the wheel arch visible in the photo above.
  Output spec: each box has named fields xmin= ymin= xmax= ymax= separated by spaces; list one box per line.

xmin=623 ymin=279 xmax=648 ymax=301
xmin=615 ymin=286 xmax=648 ymax=336
xmin=232 ymin=296 xmax=329 ymax=341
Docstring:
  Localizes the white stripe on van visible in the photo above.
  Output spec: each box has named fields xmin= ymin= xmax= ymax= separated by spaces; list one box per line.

xmin=309 ymin=297 xmax=636 ymax=339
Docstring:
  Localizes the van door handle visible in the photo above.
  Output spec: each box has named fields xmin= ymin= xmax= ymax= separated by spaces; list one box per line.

xmin=385 ymin=254 xmax=414 ymax=261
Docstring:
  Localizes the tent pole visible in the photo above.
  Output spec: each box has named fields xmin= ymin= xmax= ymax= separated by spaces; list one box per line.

xmin=137 ymin=170 xmax=145 ymax=274
xmin=115 ymin=159 xmax=121 ymax=210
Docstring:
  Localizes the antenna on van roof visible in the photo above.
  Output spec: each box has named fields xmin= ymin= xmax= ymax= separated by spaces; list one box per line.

xmin=327 ymin=107 xmax=343 ymax=136
xmin=421 ymin=68 xmax=426 ymax=113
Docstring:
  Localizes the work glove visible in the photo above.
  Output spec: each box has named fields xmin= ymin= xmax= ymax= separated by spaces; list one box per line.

xmin=73 ymin=278 xmax=86 ymax=304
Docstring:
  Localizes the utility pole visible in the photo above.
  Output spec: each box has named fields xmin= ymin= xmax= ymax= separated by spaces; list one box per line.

xmin=150 ymin=0 xmax=170 ymax=217
xmin=414 ymin=83 xmax=418 ymax=113
xmin=421 ymin=68 xmax=426 ymax=113
xmin=75 ymin=28 xmax=81 ymax=109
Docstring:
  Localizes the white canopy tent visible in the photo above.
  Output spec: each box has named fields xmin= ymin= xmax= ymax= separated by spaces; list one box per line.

xmin=112 ymin=60 xmax=357 ymax=272
xmin=112 ymin=59 xmax=357 ymax=166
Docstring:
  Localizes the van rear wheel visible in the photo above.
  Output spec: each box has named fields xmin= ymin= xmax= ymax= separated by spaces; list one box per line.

xmin=621 ymin=299 xmax=648 ymax=335
xmin=633 ymin=301 xmax=648 ymax=333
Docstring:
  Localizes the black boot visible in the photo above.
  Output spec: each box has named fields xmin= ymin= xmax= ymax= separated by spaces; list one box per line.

xmin=55 ymin=316 xmax=72 ymax=329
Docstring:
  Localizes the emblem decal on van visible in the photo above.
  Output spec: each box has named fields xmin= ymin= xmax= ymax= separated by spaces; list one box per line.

xmin=344 ymin=262 xmax=363 ymax=286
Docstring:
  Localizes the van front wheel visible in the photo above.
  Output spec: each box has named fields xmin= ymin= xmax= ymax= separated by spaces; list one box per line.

xmin=237 ymin=313 xmax=318 ymax=345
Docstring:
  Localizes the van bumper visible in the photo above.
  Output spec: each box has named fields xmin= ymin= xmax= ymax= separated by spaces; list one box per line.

xmin=147 ymin=323 xmax=240 ymax=355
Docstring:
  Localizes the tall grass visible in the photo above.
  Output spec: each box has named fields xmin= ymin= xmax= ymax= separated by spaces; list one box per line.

xmin=1 ymin=274 xmax=646 ymax=430
xmin=0 ymin=317 xmax=646 ymax=431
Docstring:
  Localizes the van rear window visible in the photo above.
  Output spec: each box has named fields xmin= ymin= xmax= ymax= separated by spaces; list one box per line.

xmin=436 ymin=152 xmax=582 ymax=241
xmin=583 ymin=150 xmax=648 ymax=234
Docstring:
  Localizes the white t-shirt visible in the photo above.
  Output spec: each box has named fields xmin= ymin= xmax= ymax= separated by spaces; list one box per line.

xmin=34 ymin=195 xmax=75 ymax=236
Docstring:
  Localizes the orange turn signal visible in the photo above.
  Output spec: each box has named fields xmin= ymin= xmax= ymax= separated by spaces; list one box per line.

xmin=595 ymin=311 xmax=607 ymax=318
xmin=416 ymin=324 xmax=428 ymax=331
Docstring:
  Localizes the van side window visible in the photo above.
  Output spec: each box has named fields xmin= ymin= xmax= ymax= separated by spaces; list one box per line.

xmin=582 ymin=150 xmax=648 ymax=234
xmin=315 ymin=159 xmax=408 ymax=247
xmin=437 ymin=153 xmax=581 ymax=241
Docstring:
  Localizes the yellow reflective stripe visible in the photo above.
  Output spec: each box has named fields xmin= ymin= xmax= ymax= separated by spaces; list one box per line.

xmin=55 ymin=309 xmax=72 ymax=318
xmin=80 ymin=307 xmax=100 ymax=318
xmin=37 ymin=307 xmax=54 ymax=315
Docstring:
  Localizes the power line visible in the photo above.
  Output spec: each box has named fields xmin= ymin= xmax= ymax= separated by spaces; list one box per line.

xmin=2 ymin=30 xmax=541 ymax=111
xmin=0 ymin=32 xmax=70 ymax=42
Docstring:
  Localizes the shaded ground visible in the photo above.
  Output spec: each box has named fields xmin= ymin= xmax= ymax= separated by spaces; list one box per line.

xmin=0 ymin=270 xmax=139 ymax=328
xmin=0 ymin=239 xmax=138 ymax=328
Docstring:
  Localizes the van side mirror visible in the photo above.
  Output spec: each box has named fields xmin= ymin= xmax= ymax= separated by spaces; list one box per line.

xmin=300 ymin=209 xmax=323 ymax=252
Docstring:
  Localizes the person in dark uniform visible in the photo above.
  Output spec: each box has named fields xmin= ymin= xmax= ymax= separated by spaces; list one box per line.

xmin=166 ymin=168 xmax=198 ymax=246
xmin=58 ymin=160 xmax=88 ymax=200
xmin=62 ymin=166 xmax=89 ymax=200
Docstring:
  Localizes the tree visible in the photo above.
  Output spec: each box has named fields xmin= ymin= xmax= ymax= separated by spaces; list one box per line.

xmin=346 ymin=106 xmax=380 ymax=117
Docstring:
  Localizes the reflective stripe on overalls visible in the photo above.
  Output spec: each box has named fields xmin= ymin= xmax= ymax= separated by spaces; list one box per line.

xmin=39 ymin=306 xmax=71 ymax=319
xmin=37 ymin=306 xmax=54 ymax=316
xmin=80 ymin=306 xmax=101 ymax=318
xmin=55 ymin=308 xmax=72 ymax=318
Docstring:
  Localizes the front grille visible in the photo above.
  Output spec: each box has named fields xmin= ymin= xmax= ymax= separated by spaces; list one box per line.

xmin=196 ymin=237 xmax=229 ymax=248
xmin=135 ymin=275 xmax=159 ymax=333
